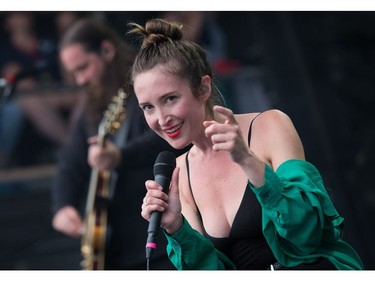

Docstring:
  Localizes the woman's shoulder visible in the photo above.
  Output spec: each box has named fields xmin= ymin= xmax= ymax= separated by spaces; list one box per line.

xmin=251 ymin=109 xmax=290 ymax=121
xmin=250 ymin=109 xmax=293 ymax=129
xmin=235 ymin=109 xmax=292 ymax=131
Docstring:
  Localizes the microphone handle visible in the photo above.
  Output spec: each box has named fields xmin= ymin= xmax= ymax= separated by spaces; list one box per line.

xmin=146 ymin=174 xmax=171 ymax=259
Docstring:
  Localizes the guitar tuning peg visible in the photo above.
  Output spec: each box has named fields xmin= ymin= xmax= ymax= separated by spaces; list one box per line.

xmin=113 ymin=122 xmax=121 ymax=130
xmin=117 ymin=88 xmax=128 ymax=100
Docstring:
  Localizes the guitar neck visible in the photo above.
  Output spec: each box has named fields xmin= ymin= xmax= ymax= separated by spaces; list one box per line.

xmin=84 ymin=135 xmax=106 ymax=216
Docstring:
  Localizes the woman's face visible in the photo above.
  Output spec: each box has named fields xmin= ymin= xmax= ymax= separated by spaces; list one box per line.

xmin=134 ymin=67 xmax=207 ymax=149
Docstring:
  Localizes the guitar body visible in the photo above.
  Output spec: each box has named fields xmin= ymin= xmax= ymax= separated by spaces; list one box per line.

xmin=81 ymin=169 xmax=110 ymax=270
xmin=80 ymin=90 xmax=127 ymax=270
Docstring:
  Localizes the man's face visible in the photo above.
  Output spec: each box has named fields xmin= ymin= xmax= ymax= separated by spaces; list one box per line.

xmin=60 ymin=43 xmax=106 ymax=87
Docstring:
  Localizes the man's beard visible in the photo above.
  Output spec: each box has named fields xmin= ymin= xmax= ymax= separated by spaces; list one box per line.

xmin=83 ymin=77 xmax=117 ymax=135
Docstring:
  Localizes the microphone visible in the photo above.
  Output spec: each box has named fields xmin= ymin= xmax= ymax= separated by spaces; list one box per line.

xmin=0 ymin=64 xmax=49 ymax=88
xmin=145 ymin=151 xmax=176 ymax=261
xmin=0 ymin=75 xmax=17 ymax=89
xmin=0 ymin=75 xmax=16 ymax=109
xmin=0 ymin=62 xmax=50 ymax=108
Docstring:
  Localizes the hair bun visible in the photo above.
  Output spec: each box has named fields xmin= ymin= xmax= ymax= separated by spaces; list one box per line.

xmin=128 ymin=18 xmax=183 ymax=49
xmin=145 ymin=18 xmax=183 ymax=40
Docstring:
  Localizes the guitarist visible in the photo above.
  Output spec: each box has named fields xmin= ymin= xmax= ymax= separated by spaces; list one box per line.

xmin=51 ymin=18 xmax=188 ymax=269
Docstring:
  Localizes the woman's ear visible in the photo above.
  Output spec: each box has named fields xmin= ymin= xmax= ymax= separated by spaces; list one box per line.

xmin=100 ymin=40 xmax=116 ymax=61
xmin=199 ymin=75 xmax=212 ymax=100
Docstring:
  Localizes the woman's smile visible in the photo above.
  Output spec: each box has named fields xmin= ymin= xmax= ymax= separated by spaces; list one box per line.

xmin=164 ymin=122 xmax=184 ymax=138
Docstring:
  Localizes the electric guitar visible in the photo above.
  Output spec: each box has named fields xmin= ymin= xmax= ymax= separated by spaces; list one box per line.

xmin=80 ymin=89 xmax=127 ymax=270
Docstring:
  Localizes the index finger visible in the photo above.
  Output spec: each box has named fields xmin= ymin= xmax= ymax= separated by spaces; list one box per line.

xmin=213 ymin=105 xmax=237 ymax=124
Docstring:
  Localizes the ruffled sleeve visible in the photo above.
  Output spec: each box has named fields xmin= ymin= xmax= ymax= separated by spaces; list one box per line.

xmin=249 ymin=159 xmax=363 ymax=270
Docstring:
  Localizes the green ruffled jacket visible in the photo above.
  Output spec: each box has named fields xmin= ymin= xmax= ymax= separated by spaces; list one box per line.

xmin=164 ymin=159 xmax=364 ymax=270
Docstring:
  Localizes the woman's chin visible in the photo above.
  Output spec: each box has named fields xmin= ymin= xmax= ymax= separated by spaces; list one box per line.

xmin=168 ymin=140 xmax=190 ymax=151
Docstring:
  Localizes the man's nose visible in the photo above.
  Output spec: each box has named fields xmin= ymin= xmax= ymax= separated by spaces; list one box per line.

xmin=75 ymin=73 xmax=87 ymax=86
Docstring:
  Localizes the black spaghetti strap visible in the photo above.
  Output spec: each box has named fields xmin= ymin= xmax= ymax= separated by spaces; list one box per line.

xmin=185 ymin=150 xmax=203 ymax=221
xmin=185 ymin=151 xmax=192 ymax=192
xmin=247 ymin=112 xmax=263 ymax=146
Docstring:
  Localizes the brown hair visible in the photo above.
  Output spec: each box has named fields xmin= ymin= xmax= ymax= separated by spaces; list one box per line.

xmin=127 ymin=18 xmax=223 ymax=117
xmin=60 ymin=18 xmax=135 ymax=132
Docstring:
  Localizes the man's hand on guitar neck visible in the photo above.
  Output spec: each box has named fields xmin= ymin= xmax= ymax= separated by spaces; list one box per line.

xmin=87 ymin=136 xmax=122 ymax=171
xmin=52 ymin=206 xmax=83 ymax=238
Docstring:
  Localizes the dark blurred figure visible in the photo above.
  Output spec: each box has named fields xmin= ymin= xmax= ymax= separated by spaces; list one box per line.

xmin=160 ymin=11 xmax=241 ymax=75
xmin=0 ymin=11 xmax=83 ymax=166
xmin=161 ymin=12 xmax=227 ymax=63
xmin=51 ymin=17 xmax=188 ymax=269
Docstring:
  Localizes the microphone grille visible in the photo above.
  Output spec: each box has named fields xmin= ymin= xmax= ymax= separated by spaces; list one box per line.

xmin=153 ymin=151 xmax=176 ymax=177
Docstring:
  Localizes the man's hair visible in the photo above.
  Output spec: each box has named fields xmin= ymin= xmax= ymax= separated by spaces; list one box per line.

xmin=60 ymin=17 xmax=136 ymax=132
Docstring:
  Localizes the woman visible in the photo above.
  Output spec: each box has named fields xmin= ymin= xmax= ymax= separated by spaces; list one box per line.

xmin=129 ymin=18 xmax=363 ymax=270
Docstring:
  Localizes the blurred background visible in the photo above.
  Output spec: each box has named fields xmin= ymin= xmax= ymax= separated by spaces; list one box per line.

xmin=0 ymin=11 xmax=374 ymax=269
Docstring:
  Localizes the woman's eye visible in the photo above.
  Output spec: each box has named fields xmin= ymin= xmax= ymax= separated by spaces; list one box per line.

xmin=166 ymin=96 xmax=177 ymax=103
xmin=142 ymin=104 xmax=153 ymax=111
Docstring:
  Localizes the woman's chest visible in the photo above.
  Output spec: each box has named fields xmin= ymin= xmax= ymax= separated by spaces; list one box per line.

xmin=189 ymin=161 xmax=249 ymax=237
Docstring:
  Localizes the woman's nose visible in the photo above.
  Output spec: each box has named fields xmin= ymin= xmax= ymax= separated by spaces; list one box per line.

xmin=157 ymin=109 xmax=171 ymax=126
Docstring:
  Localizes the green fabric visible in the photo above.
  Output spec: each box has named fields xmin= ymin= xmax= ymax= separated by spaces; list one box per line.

xmin=164 ymin=159 xmax=364 ymax=270
xmin=248 ymin=159 xmax=364 ymax=270
xmin=164 ymin=216 xmax=236 ymax=270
